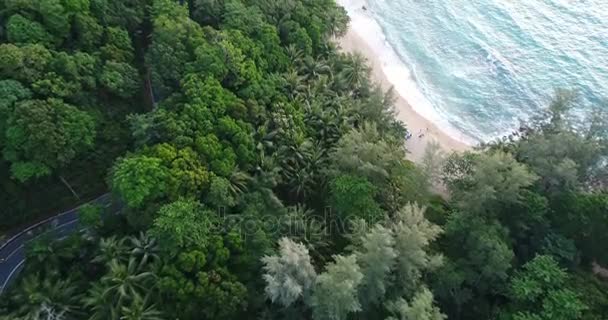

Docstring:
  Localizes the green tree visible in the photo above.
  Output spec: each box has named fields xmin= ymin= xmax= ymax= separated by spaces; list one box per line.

xmin=101 ymin=27 xmax=135 ymax=62
xmin=355 ymin=224 xmax=396 ymax=308
xmin=443 ymin=151 xmax=537 ymax=213
xmin=391 ymin=203 xmax=444 ymax=295
xmin=500 ymin=255 xmax=586 ymax=320
xmin=120 ymin=294 xmax=165 ymax=320
xmin=94 ymin=259 xmax=156 ymax=318
xmin=0 ymin=80 xmax=31 ymax=144
xmin=435 ymin=212 xmax=514 ymax=319
xmin=3 ymin=98 xmax=96 ymax=182
xmin=329 ymin=174 xmax=383 ymax=224
xmin=152 ymin=200 xmax=248 ymax=319
xmin=512 ymin=91 xmax=608 ymax=192
xmin=111 ymin=154 xmax=168 ymax=208
xmin=5 ymin=14 xmax=53 ymax=45
xmin=150 ymin=199 xmax=212 ymax=248
xmin=4 ymin=274 xmax=82 ymax=319
xmin=100 ymin=61 xmax=140 ymax=98
xmin=386 ymin=288 xmax=446 ymax=320
xmin=74 ymin=13 xmax=104 ymax=50
xmin=311 ymin=254 xmax=363 ymax=320
xmin=262 ymin=237 xmax=317 ymax=307
xmin=552 ymin=192 xmax=608 ymax=265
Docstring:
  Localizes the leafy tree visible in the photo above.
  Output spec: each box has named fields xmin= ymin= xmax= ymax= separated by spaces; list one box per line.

xmin=111 ymin=154 xmax=168 ymax=208
xmin=262 ymin=237 xmax=317 ymax=307
xmin=90 ymin=0 xmax=146 ymax=31
xmin=329 ymin=174 xmax=383 ymax=224
xmin=3 ymin=98 xmax=96 ymax=182
xmin=390 ymin=203 xmax=443 ymax=295
xmin=146 ymin=143 xmax=212 ymax=201
xmin=5 ymin=14 xmax=53 ymax=45
xmin=310 ymin=254 xmax=363 ymax=320
xmin=150 ymin=199 xmax=212 ymax=249
xmin=552 ymin=192 xmax=608 ymax=264
xmin=100 ymin=61 xmax=140 ymax=98
xmin=0 ymin=79 xmax=31 ymax=143
xmin=37 ymin=0 xmax=71 ymax=41
xmin=101 ymin=27 xmax=135 ymax=62
xmin=354 ymin=224 xmax=396 ymax=308
xmin=328 ymin=123 xmax=423 ymax=209
xmin=206 ymin=175 xmax=237 ymax=208
xmin=74 ymin=13 xmax=104 ymax=50
xmin=499 ymin=255 xmax=586 ymax=320
xmin=386 ymin=288 xmax=446 ymax=320
xmin=80 ymin=203 xmax=104 ymax=229
xmin=151 ymin=199 xmax=248 ymax=319
xmin=443 ymin=151 xmax=537 ymax=213
xmin=435 ymin=212 xmax=514 ymax=319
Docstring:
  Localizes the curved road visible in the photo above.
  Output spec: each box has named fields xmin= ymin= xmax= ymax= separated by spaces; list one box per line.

xmin=0 ymin=193 xmax=113 ymax=294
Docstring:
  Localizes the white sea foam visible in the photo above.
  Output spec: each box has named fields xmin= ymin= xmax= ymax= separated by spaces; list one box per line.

xmin=336 ymin=0 xmax=478 ymax=145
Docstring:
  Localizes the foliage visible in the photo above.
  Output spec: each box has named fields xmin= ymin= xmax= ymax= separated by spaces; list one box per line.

xmin=3 ymin=1 xmax=608 ymax=320
xmin=310 ymin=254 xmax=363 ymax=320
xmin=262 ymin=237 xmax=317 ymax=307
xmin=3 ymin=98 xmax=96 ymax=182
xmin=329 ymin=174 xmax=383 ymax=224
xmin=111 ymin=155 xmax=168 ymax=208
xmin=500 ymin=255 xmax=587 ymax=320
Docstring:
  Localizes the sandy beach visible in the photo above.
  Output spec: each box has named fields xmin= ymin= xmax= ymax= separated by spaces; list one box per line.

xmin=338 ymin=28 xmax=472 ymax=162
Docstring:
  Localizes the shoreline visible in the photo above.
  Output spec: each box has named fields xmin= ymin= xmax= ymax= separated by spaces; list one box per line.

xmin=338 ymin=27 xmax=472 ymax=162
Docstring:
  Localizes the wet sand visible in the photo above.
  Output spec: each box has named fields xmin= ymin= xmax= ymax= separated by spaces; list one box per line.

xmin=338 ymin=27 xmax=472 ymax=162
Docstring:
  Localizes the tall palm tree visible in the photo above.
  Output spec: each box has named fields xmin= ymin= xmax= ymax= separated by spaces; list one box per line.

xmin=299 ymin=56 xmax=331 ymax=80
xmin=339 ymin=53 xmax=370 ymax=94
xmin=282 ymin=204 xmax=329 ymax=263
xmin=83 ymin=282 xmax=117 ymax=320
xmin=229 ymin=169 xmax=252 ymax=197
xmin=285 ymin=44 xmax=304 ymax=67
xmin=282 ymin=69 xmax=307 ymax=100
xmin=93 ymin=236 xmax=129 ymax=265
xmin=101 ymin=258 xmax=155 ymax=313
xmin=9 ymin=274 xmax=82 ymax=319
xmin=120 ymin=294 xmax=164 ymax=320
xmin=128 ymin=232 xmax=160 ymax=269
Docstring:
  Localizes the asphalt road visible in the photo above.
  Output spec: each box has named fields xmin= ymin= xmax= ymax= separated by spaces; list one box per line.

xmin=0 ymin=193 xmax=113 ymax=294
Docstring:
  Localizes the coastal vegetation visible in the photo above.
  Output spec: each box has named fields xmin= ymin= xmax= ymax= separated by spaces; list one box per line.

xmin=0 ymin=0 xmax=607 ymax=319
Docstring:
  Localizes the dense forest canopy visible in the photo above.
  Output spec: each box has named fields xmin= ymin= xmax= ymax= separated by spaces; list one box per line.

xmin=0 ymin=0 xmax=607 ymax=319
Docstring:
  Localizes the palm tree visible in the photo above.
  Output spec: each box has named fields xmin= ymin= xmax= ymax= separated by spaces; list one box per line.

xmin=339 ymin=53 xmax=370 ymax=94
xmin=285 ymin=44 xmax=304 ymax=67
xmin=83 ymin=282 xmax=117 ymax=320
xmin=120 ymin=294 xmax=164 ymax=320
xmin=93 ymin=236 xmax=129 ymax=265
xmin=282 ymin=204 xmax=329 ymax=263
xmin=282 ymin=69 xmax=307 ymax=100
xmin=128 ymin=232 xmax=160 ymax=269
xmin=101 ymin=258 xmax=155 ymax=313
xmin=229 ymin=169 xmax=252 ymax=197
xmin=327 ymin=10 xmax=349 ymax=38
xmin=9 ymin=274 xmax=81 ymax=319
xmin=299 ymin=56 xmax=331 ymax=80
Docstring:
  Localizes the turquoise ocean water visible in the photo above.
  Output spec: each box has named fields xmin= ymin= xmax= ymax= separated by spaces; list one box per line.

xmin=338 ymin=0 xmax=608 ymax=143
